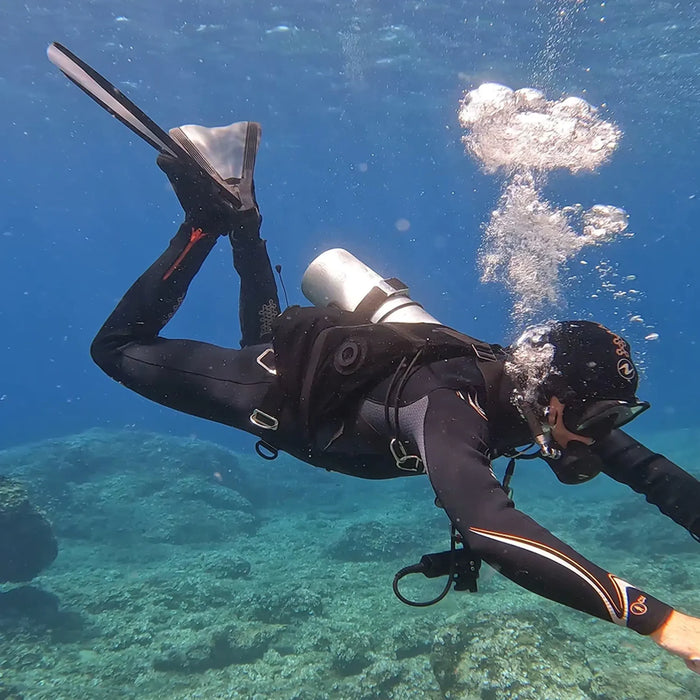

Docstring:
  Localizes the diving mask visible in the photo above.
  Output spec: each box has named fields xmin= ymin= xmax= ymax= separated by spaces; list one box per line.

xmin=563 ymin=399 xmax=650 ymax=440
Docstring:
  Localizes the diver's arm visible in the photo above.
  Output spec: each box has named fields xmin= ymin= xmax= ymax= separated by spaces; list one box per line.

xmin=593 ymin=429 xmax=700 ymax=539
xmin=415 ymin=388 xmax=675 ymax=635
xmin=419 ymin=389 xmax=700 ymax=671
xmin=652 ymin=611 xmax=700 ymax=673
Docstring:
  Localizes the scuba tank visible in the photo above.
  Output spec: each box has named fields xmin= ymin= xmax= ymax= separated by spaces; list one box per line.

xmin=301 ymin=248 xmax=441 ymax=324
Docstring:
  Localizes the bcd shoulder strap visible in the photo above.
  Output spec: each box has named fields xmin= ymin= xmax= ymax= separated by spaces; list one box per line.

xmin=256 ymin=305 xmax=503 ymax=448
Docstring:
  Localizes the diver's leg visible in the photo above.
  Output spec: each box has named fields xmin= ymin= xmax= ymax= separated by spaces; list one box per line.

xmin=229 ymin=210 xmax=281 ymax=347
xmin=91 ymin=222 xmax=274 ymax=432
xmin=91 ymin=124 xmax=280 ymax=429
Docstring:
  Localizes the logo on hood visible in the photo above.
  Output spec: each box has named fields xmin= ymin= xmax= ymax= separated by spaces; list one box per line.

xmin=617 ymin=358 xmax=636 ymax=382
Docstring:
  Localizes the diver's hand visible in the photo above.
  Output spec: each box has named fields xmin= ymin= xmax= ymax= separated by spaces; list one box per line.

xmin=157 ymin=152 xmax=258 ymax=236
xmin=650 ymin=610 xmax=700 ymax=673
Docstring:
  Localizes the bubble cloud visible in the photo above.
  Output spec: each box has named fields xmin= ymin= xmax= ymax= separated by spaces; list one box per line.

xmin=459 ymin=83 xmax=621 ymax=174
xmin=459 ymin=82 xmax=631 ymax=322
xmin=505 ymin=323 xmax=557 ymax=406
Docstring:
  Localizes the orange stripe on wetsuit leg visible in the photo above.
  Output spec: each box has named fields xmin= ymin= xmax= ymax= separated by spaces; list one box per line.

xmin=468 ymin=526 xmax=627 ymax=619
xmin=163 ymin=227 xmax=210 ymax=281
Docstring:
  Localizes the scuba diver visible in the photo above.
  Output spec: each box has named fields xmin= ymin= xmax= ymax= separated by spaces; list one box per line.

xmin=86 ymin=129 xmax=700 ymax=673
xmin=47 ymin=36 xmax=699 ymax=676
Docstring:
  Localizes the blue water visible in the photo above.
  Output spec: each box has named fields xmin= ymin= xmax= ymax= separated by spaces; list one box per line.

xmin=0 ymin=0 xmax=697 ymax=451
xmin=0 ymin=2 xmax=699 ymax=697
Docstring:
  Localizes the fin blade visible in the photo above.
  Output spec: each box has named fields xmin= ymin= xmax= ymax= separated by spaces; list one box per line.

xmin=47 ymin=42 xmax=180 ymax=157
xmin=48 ymin=42 xmax=255 ymax=211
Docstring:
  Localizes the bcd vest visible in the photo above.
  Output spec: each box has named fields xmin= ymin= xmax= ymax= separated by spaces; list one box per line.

xmin=254 ymin=306 xmax=505 ymax=455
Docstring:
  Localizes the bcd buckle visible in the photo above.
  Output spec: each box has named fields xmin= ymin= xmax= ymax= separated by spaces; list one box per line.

xmin=250 ymin=409 xmax=279 ymax=431
xmin=472 ymin=343 xmax=497 ymax=362
xmin=389 ymin=437 xmax=424 ymax=473
xmin=255 ymin=348 xmax=277 ymax=375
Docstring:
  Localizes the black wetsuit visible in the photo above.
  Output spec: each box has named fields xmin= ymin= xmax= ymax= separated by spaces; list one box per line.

xmin=92 ymin=220 xmax=699 ymax=636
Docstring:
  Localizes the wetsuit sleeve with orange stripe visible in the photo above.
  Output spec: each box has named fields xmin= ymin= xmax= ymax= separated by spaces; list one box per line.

xmin=419 ymin=387 xmax=673 ymax=635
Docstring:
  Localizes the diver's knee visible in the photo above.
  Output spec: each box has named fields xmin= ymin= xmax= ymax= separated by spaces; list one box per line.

xmin=90 ymin=335 xmax=120 ymax=376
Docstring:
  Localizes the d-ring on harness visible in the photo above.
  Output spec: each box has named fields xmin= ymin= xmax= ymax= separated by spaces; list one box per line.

xmin=384 ymin=347 xmax=426 ymax=473
xmin=250 ymin=349 xmax=281 ymax=459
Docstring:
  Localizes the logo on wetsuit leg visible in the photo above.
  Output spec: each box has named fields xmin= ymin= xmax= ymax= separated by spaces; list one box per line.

xmin=629 ymin=595 xmax=648 ymax=615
